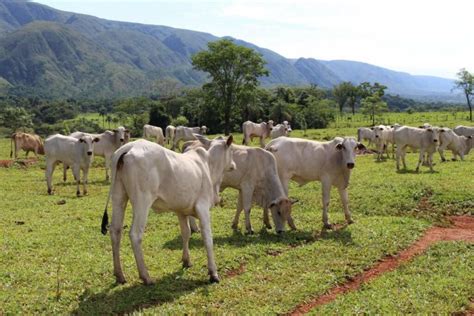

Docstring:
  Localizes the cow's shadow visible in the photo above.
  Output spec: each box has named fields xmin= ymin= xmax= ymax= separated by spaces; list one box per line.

xmin=396 ymin=169 xmax=439 ymax=174
xmin=73 ymin=269 xmax=208 ymax=315
xmin=162 ymin=223 xmax=354 ymax=250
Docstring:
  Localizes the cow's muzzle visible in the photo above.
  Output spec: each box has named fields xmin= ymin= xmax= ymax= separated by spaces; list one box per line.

xmin=120 ymin=138 xmax=124 ymax=142
xmin=433 ymin=139 xmax=438 ymax=143
xmin=87 ymin=151 xmax=93 ymax=156
xmin=375 ymin=135 xmax=379 ymax=138
xmin=347 ymin=163 xmax=355 ymax=169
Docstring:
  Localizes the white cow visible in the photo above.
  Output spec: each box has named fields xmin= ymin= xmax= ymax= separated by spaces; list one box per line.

xmin=453 ymin=125 xmax=474 ymax=137
xmin=172 ymin=126 xmax=208 ymax=151
xmin=184 ymin=139 xmax=292 ymax=234
xmin=394 ymin=126 xmax=440 ymax=172
xmin=372 ymin=125 xmax=394 ymax=160
xmin=45 ymin=134 xmax=99 ymax=196
xmin=270 ymin=124 xmax=290 ymax=139
xmin=64 ymin=127 xmax=130 ymax=181
xmin=143 ymin=124 xmax=165 ymax=145
xmin=242 ymin=120 xmax=274 ymax=147
xmin=100 ymin=135 xmax=235 ymax=284
xmin=283 ymin=120 xmax=292 ymax=132
xmin=438 ymin=128 xmax=473 ymax=161
xmin=266 ymin=136 xmax=365 ymax=229
xmin=165 ymin=125 xmax=176 ymax=145
xmin=357 ymin=127 xmax=375 ymax=147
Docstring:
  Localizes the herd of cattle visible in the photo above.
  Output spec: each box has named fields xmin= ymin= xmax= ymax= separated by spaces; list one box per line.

xmin=7 ymin=121 xmax=473 ymax=284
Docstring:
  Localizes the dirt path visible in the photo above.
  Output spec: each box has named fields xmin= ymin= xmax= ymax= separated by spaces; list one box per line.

xmin=289 ymin=216 xmax=474 ymax=315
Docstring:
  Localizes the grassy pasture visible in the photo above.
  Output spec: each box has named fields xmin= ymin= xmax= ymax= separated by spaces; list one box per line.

xmin=0 ymin=123 xmax=473 ymax=314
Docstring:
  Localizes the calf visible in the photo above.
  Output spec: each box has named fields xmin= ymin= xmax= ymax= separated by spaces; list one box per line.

xmin=101 ymin=136 xmax=235 ymax=284
xmin=357 ymin=127 xmax=375 ymax=147
xmin=394 ymin=126 xmax=440 ymax=172
xmin=242 ymin=120 xmax=274 ymax=147
xmin=372 ymin=125 xmax=394 ymax=160
xmin=65 ymin=127 xmax=130 ymax=181
xmin=184 ymin=138 xmax=291 ymax=234
xmin=45 ymin=134 xmax=99 ymax=196
xmin=10 ymin=132 xmax=44 ymax=159
xmin=266 ymin=136 xmax=365 ymax=229
xmin=172 ymin=126 xmax=207 ymax=151
xmin=143 ymin=124 xmax=165 ymax=145
xmin=270 ymin=124 xmax=289 ymax=139
xmin=438 ymin=128 xmax=473 ymax=161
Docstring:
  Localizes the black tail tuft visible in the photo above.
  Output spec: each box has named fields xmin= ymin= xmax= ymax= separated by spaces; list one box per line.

xmin=101 ymin=209 xmax=109 ymax=235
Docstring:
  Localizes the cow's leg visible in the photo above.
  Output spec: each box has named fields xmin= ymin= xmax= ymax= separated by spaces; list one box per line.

xmin=178 ymin=214 xmax=192 ymax=268
xmin=438 ymin=146 xmax=447 ymax=162
xmin=110 ymin=179 xmax=128 ymax=284
xmin=104 ymin=154 xmax=112 ymax=181
xmin=62 ymin=163 xmax=68 ymax=182
xmin=259 ymin=136 xmax=265 ymax=148
xmin=396 ymin=146 xmax=401 ymax=170
xmin=72 ymin=164 xmax=81 ymax=196
xmin=428 ymin=151 xmax=435 ymax=172
xmin=416 ymin=149 xmax=424 ymax=172
xmin=338 ymin=187 xmax=353 ymax=224
xmin=196 ymin=204 xmax=219 ymax=283
xmin=321 ymin=180 xmax=332 ymax=229
xmin=241 ymin=186 xmax=254 ymax=234
xmin=45 ymin=159 xmax=56 ymax=195
xmin=231 ymin=191 xmax=243 ymax=230
xmin=263 ymin=207 xmax=272 ymax=230
xmin=82 ymin=167 xmax=89 ymax=195
xmin=188 ymin=216 xmax=200 ymax=233
xmin=129 ymin=194 xmax=153 ymax=285
xmin=401 ymin=148 xmax=407 ymax=169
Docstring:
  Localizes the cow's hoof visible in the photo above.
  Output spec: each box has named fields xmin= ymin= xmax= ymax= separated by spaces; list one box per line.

xmin=142 ymin=278 xmax=155 ymax=286
xmin=347 ymin=219 xmax=355 ymax=225
xmin=47 ymin=189 xmax=52 ymax=195
xmin=115 ymin=276 xmax=126 ymax=284
xmin=209 ymin=275 xmax=220 ymax=284
xmin=182 ymin=261 xmax=193 ymax=269
xmin=265 ymin=224 xmax=272 ymax=230
xmin=323 ymin=223 xmax=333 ymax=230
xmin=76 ymin=192 xmax=81 ymax=197
xmin=245 ymin=229 xmax=254 ymax=235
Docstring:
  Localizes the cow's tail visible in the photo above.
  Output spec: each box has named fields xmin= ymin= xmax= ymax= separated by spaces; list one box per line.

xmin=357 ymin=128 xmax=361 ymax=142
xmin=101 ymin=150 xmax=127 ymax=235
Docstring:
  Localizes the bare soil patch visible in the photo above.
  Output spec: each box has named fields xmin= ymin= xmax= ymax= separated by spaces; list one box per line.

xmin=289 ymin=216 xmax=474 ymax=315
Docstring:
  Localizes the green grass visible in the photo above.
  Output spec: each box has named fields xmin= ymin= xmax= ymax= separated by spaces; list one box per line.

xmin=311 ymin=242 xmax=474 ymax=315
xmin=0 ymin=123 xmax=473 ymax=314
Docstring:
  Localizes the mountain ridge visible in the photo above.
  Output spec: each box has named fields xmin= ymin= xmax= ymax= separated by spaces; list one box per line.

xmin=0 ymin=0 xmax=458 ymax=100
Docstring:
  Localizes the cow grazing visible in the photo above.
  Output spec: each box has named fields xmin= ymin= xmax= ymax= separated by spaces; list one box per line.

xmin=270 ymin=124 xmax=290 ymax=139
xmin=172 ymin=126 xmax=208 ymax=151
xmin=165 ymin=125 xmax=176 ymax=145
xmin=45 ymin=134 xmax=99 ymax=196
xmin=438 ymin=128 xmax=473 ymax=161
xmin=64 ymin=127 xmax=130 ymax=181
xmin=357 ymin=127 xmax=375 ymax=147
xmin=101 ymin=135 xmax=235 ymax=284
xmin=143 ymin=124 xmax=165 ymax=145
xmin=453 ymin=125 xmax=474 ymax=137
xmin=10 ymin=132 xmax=44 ymax=159
xmin=394 ymin=126 xmax=440 ymax=172
xmin=242 ymin=120 xmax=274 ymax=147
xmin=266 ymin=136 xmax=365 ymax=229
xmin=184 ymin=138 xmax=291 ymax=234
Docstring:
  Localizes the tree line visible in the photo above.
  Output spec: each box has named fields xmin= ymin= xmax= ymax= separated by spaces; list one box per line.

xmin=0 ymin=39 xmax=470 ymax=137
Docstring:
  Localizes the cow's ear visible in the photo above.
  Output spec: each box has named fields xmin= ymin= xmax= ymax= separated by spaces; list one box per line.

xmin=370 ymin=127 xmax=374 ymax=130
xmin=440 ymin=129 xmax=445 ymax=133
xmin=124 ymin=129 xmax=130 ymax=133
xmin=93 ymin=137 xmax=100 ymax=142
xmin=468 ymin=135 xmax=472 ymax=139
xmin=357 ymin=142 xmax=366 ymax=150
xmin=427 ymin=128 xmax=433 ymax=132
xmin=226 ymin=134 xmax=233 ymax=147
xmin=194 ymin=134 xmax=211 ymax=147
xmin=79 ymin=138 xmax=85 ymax=143
xmin=336 ymin=143 xmax=344 ymax=150
xmin=289 ymin=198 xmax=299 ymax=205
xmin=113 ymin=129 xmax=118 ymax=132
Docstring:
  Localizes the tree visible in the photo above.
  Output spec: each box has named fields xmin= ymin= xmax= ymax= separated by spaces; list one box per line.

xmin=149 ymin=102 xmax=171 ymax=127
xmin=360 ymin=95 xmax=388 ymax=125
xmin=453 ymin=68 xmax=473 ymax=121
xmin=333 ymin=82 xmax=354 ymax=113
xmin=0 ymin=107 xmax=33 ymax=132
xmin=192 ymin=39 xmax=269 ymax=135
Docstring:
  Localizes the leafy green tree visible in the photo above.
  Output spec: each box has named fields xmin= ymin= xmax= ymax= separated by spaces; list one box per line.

xmin=333 ymin=82 xmax=354 ymax=113
xmin=270 ymin=99 xmax=292 ymax=123
xmin=303 ymin=98 xmax=337 ymax=128
xmin=453 ymin=68 xmax=473 ymax=121
xmin=360 ymin=95 xmax=389 ymax=125
xmin=149 ymin=102 xmax=171 ymax=128
xmin=358 ymin=82 xmax=387 ymax=98
xmin=192 ymin=39 xmax=269 ymax=135
xmin=0 ymin=107 xmax=33 ymax=132
xmin=171 ymin=115 xmax=189 ymax=127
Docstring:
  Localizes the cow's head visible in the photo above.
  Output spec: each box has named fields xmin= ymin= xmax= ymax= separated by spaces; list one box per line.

xmin=79 ymin=135 xmax=99 ymax=156
xmin=200 ymin=126 xmax=208 ymax=135
xmin=425 ymin=127 xmax=440 ymax=145
xmin=114 ymin=126 xmax=130 ymax=144
xmin=335 ymin=137 xmax=365 ymax=170
xmin=269 ymin=197 xmax=295 ymax=234
xmin=373 ymin=125 xmax=385 ymax=139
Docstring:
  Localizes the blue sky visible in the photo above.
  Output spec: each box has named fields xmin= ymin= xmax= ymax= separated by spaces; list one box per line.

xmin=34 ymin=0 xmax=474 ymax=79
